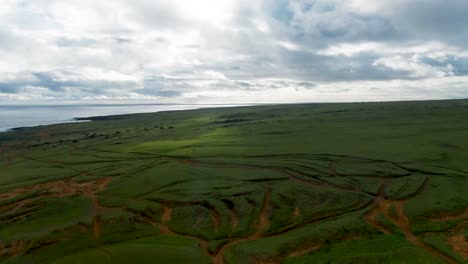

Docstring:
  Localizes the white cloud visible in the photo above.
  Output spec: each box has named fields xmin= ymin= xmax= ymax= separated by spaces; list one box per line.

xmin=0 ymin=0 xmax=468 ymax=103
xmin=373 ymin=56 xmax=454 ymax=78
xmin=318 ymin=41 xmax=468 ymax=58
xmin=276 ymin=41 xmax=302 ymax=51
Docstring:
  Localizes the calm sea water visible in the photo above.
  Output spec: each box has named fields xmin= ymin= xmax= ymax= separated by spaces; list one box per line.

xmin=0 ymin=104 xmax=241 ymax=132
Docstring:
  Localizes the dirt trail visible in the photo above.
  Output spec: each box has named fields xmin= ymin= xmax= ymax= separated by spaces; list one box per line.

xmin=126 ymin=205 xmax=213 ymax=262
xmin=92 ymin=215 xmax=102 ymax=240
xmin=145 ymin=197 xmax=227 ymax=237
xmin=365 ymin=181 xmax=391 ymax=234
xmin=162 ymin=167 xmax=458 ymax=264
xmin=81 ymin=177 xmax=112 ymax=212
xmin=209 ymin=207 xmax=222 ymax=230
xmin=0 ymin=241 xmax=34 ymax=257
xmin=365 ymin=182 xmax=458 ymax=264
xmin=365 ymin=209 xmax=391 ymax=235
xmin=0 ymin=177 xmax=112 ymax=202
xmin=431 ymin=208 xmax=468 ymax=223
xmin=152 ymin=205 xmax=172 ymax=234
xmin=447 ymin=235 xmax=468 ymax=260
xmin=161 ymin=205 xmax=172 ymax=224
xmin=0 ymin=175 xmax=114 ymax=244
xmin=0 ymin=176 xmax=113 ymax=239
xmin=287 ymin=243 xmax=321 ymax=257
xmin=3 ymin=153 xmax=449 ymax=263
xmin=253 ymin=185 xmax=272 ymax=238
xmin=212 ymin=185 xmax=272 ymax=264
xmin=173 ymin=158 xmax=378 ymax=263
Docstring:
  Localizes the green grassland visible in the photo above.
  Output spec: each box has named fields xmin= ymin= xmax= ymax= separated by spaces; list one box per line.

xmin=0 ymin=99 xmax=467 ymax=263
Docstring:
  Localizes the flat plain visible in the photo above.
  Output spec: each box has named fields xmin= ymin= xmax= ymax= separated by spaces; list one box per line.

xmin=0 ymin=99 xmax=467 ymax=263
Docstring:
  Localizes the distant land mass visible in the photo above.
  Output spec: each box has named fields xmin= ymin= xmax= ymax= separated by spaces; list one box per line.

xmin=0 ymin=99 xmax=467 ymax=263
xmin=0 ymin=104 xmax=243 ymax=132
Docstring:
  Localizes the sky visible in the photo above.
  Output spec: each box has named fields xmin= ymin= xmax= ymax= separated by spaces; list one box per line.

xmin=1 ymin=0 xmax=468 ymax=104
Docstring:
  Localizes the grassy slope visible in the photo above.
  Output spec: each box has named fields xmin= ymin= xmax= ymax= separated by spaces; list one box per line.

xmin=0 ymin=99 xmax=467 ymax=264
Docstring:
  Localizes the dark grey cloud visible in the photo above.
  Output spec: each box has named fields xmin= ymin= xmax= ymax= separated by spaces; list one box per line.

xmin=0 ymin=71 xmax=136 ymax=96
xmin=32 ymin=72 xmax=67 ymax=92
xmin=386 ymin=0 xmax=468 ymax=44
xmin=277 ymin=1 xmax=400 ymax=49
xmin=0 ymin=73 xmax=64 ymax=94
xmin=0 ymin=82 xmax=23 ymax=94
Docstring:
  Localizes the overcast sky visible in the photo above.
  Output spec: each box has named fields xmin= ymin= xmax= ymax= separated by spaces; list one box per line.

xmin=1 ymin=0 xmax=468 ymax=104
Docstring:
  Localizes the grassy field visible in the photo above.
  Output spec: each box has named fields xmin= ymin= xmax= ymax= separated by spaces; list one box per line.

xmin=0 ymin=99 xmax=467 ymax=263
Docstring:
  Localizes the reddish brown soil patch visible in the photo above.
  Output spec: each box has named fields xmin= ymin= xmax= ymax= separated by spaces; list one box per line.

xmin=0 ymin=176 xmax=114 ymax=243
xmin=0 ymin=177 xmax=112 ymax=201
xmin=365 ymin=209 xmax=391 ymax=235
xmin=209 ymin=207 xmax=222 ymax=230
xmin=431 ymin=208 xmax=468 ymax=222
xmin=364 ymin=177 xmax=458 ymax=264
xmin=154 ymin=205 xmax=173 ymax=234
xmin=0 ymin=177 xmax=113 ymax=225
xmin=293 ymin=206 xmax=302 ymax=220
xmin=254 ymin=185 xmax=272 ymax=238
xmin=0 ymin=240 xmax=34 ymax=257
xmin=448 ymin=235 xmax=468 ymax=260
xmin=212 ymin=185 xmax=272 ymax=264
xmin=92 ymin=215 xmax=102 ymax=240
xmin=366 ymin=199 xmax=457 ymax=264
xmin=288 ymin=243 xmax=321 ymax=257
xmin=173 ymin=158 xmax=376 ymax=264
xmin=161 ymin=205 xmax=172 ymax=224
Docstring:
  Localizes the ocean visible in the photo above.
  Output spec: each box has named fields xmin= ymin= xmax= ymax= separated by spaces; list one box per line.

xmin=0 ymin=104 xmax=241 ymax=132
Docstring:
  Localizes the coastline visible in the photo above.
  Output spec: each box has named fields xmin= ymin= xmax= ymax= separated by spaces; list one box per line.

xmin=1 ymin=98 xmax=465 ymax=133
xmin=0 ymin=119 xmax=92 ymax=133
xmin=0 ymin=103 xmax=248 ymax=133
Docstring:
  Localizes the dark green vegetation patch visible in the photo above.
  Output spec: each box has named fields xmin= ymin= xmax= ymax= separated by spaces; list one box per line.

xmin=1 ymin=100 xmax=467 ymax=263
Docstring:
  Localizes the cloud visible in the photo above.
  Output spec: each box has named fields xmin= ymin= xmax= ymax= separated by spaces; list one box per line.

xmin=0 ymin=0 xmax=467 ymax=104
xmin=133 ymin=88 xmax=182 ymax=97
xmin=56 ymin=37 xmax=97 ymax=47
xmin=373 ymin=56 xmax=454 ymax=79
